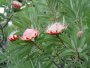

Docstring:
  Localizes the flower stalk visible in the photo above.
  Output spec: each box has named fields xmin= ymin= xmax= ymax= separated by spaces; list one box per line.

xmin=56 ymin=35 xmax=66 ymax=48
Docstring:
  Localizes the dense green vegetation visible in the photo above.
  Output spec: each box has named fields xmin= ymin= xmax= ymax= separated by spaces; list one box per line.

xmin=0 ymin=0 xmax=90 ymax=68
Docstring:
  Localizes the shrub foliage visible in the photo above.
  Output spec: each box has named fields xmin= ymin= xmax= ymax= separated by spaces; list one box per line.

xmin=0 ymin=0 xmax=90 ymax=68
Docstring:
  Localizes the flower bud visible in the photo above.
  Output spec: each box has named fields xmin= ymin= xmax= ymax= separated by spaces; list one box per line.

xmin=77 ymin=31 xmax=83 ymax=38
xmin=12 ymin=1 xmax=22 ymax=9
xmin=8 ymin=35 xmax=18 ymax=41
xmin=8 ymin=31 xmax=18 ymax=41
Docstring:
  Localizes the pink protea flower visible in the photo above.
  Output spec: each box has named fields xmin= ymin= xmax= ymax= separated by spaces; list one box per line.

xmin=20 ymin=29 xmax=39 ymax=41
xmin=8 ymin=31 xmax=18 ymax=41
xmin=46 ymin=23 xmax=67 ymax=35
xmin=12 ymin=1 xmax=22 ymax=9
xmin=77 ymin=30 xmax=83 ymax=38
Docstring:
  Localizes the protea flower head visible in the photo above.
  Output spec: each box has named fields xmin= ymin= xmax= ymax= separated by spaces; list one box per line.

xmin=46 ymin=23 xmax=67 ymax=35
xmin=20 ymin=28 xmax=39 ymax=41
xmin=12 ymin=1 xmax=22 ymax=9
xmin=77 ymin=30 xmax=83 ymax=38
xmin=8 ymin=31 xmax=18 ymax=41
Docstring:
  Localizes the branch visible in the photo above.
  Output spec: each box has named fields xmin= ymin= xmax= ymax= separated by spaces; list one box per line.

xmin=2 ymin=14 xmax=13 ymax=29
xmin=0 ymin=13 xmax=13 ymax=48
